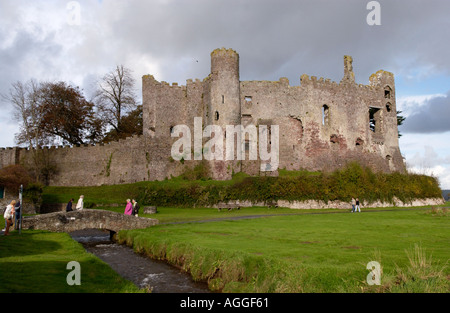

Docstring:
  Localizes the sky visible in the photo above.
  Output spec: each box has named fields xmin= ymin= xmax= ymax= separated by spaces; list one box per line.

xmin=0 ymin=0 xmax=449 ymax=189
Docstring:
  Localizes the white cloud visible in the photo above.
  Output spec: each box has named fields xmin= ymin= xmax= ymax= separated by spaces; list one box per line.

xmin=402 ymin=144 xmax=450 ymax=189
xmin=408 ymin=164 xmax=450 ymax=190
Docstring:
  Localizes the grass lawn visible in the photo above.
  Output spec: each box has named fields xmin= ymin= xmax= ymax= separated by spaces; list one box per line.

xmin=0 ymin=230 xmax=141 ymax=293
xmin=119 ymin=208 xmax=450 ymax=293
xmin=1 ymin=204 xmax=448 ymax=293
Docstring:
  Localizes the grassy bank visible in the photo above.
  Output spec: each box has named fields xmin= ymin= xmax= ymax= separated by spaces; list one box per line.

xmin=41 ymin=163 xmax=442 ymax=208
xmin=0 ymin=230 xmax=141 ymax=293
xmin=118 ymin=209 xmax=449 ymax=293
xmin=139 ymin=163 xmax=442 ymax=207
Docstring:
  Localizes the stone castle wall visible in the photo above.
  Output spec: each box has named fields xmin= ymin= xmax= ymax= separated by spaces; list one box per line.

xmin=0 ymin=48 xmax=405 ymax=187
xmin=142 ymin=48 xmax=404 ymax=180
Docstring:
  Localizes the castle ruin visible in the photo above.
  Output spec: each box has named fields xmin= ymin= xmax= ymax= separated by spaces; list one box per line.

xmin=0 ymin=48 xmax=405 ymax=186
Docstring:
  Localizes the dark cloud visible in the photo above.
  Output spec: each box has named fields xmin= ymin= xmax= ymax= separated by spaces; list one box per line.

xmin=90 ymin=0 xmax=450 ymax=86
xmin=3 ymin=0 xmax=450 ymax=86
xmin=400 ymin=91 xmax=450 ymax=134
xmin=1 ymin=0 xmax=450 ymax=147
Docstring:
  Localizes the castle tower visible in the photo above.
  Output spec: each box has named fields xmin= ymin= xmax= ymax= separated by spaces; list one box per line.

xmin=208 ymin=48 xmax=241 ymax=127
xmin=205 ymin=48 xmax=242 ymax=179
xmin=369 ymin=69 xmax=402 ymax=171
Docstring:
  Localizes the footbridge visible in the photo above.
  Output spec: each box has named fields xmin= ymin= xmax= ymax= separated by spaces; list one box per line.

xmin=21 ymin=209 xmax=159 ymax=236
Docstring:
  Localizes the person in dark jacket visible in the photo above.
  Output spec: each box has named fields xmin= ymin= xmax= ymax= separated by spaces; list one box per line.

xmin=66 ymin=198 xmax=74 ymax=212
xmin=132 ymin=199 xmax=140 ymax=217
xmin=14 ymin=200 xmax=21 ymax=230
xmin=355 ymin=198 xmax=361 ymax=212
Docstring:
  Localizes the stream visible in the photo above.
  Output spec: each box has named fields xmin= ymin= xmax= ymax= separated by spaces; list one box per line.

xmin=70 ymin=229 xmax=211 ymax=293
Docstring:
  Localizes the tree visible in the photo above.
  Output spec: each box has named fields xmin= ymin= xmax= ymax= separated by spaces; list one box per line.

xmin=397 ymin=110 xmax=406 ymax=138
xmin=94 ymin=65 xmax=139 ymax=135
xmin=0 ymin=165 xmax=33 ymax=192
xmin=1 ymin=80 xmax=50 ymax=182
xmin=102 ymin=105 xmax=143 ymax=143
xmin=2 ymin=80 xmax=46 ymax=148
xmin=0 ymin=164 xmax=44 ymax=210
xmin=2 ymin=80 xmax=104 ymax=184
xmin=38 ymin=81 xmax=103 ymax=145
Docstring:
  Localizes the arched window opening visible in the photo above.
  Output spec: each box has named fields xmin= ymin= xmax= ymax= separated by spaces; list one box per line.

xmin=322 ymin=105 xmax=329 ymax=126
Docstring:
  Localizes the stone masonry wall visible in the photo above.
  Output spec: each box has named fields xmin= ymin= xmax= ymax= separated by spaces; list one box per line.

xmin=0 ymin=48 xmax=406 ymax=187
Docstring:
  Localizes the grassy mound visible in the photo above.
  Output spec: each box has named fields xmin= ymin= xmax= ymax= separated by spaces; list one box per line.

xmin=42 ymin=163 xmax=442 ymax=208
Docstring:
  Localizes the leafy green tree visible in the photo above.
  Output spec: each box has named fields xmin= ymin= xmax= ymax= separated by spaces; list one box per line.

xmin=102 ymin=105 xmax=143 ymax=143
xmin=39 ymin=81 xmax=104 ymax=145
xmin=397 ymin=110 xmax=406 ymax=138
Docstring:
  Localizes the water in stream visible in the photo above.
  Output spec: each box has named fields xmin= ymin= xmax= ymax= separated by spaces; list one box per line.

xmin=70 ymin=229 xmax=210 ymax=293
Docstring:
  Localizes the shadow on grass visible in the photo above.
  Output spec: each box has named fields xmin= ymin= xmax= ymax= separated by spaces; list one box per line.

xmin=0 ymin=231 xmax=63 ymax=258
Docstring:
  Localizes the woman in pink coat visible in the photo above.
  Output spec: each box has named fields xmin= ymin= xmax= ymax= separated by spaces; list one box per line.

xmin=124 ymin=199 xmax=133 ymax=215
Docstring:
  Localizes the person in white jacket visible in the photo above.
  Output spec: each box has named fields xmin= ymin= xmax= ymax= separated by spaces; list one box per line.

xmin=3 ymin=200 xmax=16 ymax=235
xmin=75 ymin=195 xmax=84 ymax=210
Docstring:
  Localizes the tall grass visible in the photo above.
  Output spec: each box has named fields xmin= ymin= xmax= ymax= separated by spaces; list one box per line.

xmin=117 ymin=230 xmax=303 ymax=292
xmin=366 ymin=244 xmax=449 ymax=293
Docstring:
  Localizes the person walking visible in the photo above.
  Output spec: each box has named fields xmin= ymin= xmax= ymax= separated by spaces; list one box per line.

xmin=355 ymin=198 xmax=361 ymax=212
xmin=76 ymin=195 xmax=84 ymax=210
xmin=3 ymin=200 xmax=16 ymax=236
xmin=132 ymin=199 xmax=140 ymax=217
xmin=66 ymin=198 xmax=74 ymax=212
xmin=351 ymin=198 xmax=356 ymax=212
xmin=124 ymin=199 xmax=133 ymax=215
xmin=14 ymin=200 xmax=21 ymax=230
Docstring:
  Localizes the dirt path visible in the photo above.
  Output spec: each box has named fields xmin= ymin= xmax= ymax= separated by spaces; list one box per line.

xmin=162 ymin=206 xmax=443 ymax=225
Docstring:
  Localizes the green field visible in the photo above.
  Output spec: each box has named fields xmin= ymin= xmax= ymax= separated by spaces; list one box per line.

xmin=0 ymin=230 xmax=141 ymax=293
xmin=0 ymin=206 xmax=448 ymax=293
xmin=118 ymin=207 xmax=450 ymax=293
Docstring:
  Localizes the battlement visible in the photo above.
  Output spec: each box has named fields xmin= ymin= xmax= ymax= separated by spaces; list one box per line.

xmin=300 ymin=74 xmax=339 ymax=89
xmin=369 ymin=70 xmax=395 ymax=87
xmin=211 ymin=47 xmax=238 ymax=57
xmin=242 ymin=77 xmax=292 ymax=87
xmin=0 ymin=135 xmax=143 ymax=152
xmin=143 ymin=74 xmax=205 ymax=91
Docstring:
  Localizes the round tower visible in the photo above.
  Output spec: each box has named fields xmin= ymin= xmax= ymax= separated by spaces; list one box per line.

xmin=205 ymin=48 xmax=242 ymax=180
xmin=209 ymin=48 xmax=241 ymax=127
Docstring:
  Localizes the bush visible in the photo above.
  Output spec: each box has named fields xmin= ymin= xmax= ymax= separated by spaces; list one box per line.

xmin=139 ymin=163 xmax=442 ymax=207
xmin=23 ymin=182 xmax=44 ymax=208
xmin=0 ymin=165 xmax=34 ymax=191
xmin=180 ymin=162 xmax=211 ymax=181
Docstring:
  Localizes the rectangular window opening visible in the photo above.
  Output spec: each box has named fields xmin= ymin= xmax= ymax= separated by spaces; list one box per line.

xmin=369 ymin=107 xmax=381 ymax=133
